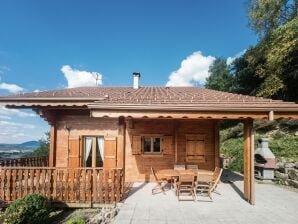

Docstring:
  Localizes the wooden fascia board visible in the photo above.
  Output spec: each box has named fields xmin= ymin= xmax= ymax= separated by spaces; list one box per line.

xmin=87 ymin=103 xmax=298 ymax=112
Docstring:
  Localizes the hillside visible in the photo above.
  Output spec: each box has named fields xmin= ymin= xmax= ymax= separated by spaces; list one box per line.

xmin=0 ymin=141 xmax=40 ymax=160
xmin=220 ymin=119 xmax=298 ymax=172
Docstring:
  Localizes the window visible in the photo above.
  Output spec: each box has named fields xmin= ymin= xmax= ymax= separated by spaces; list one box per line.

xmin=83 ymin=136 xmax=104 ymax=167
xmin=143 ymin=137 xmax=161 ymax=153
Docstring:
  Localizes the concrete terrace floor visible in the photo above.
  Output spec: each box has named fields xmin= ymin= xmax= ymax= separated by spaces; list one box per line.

xmin=114 ymin=170 xmax=298 ymax=224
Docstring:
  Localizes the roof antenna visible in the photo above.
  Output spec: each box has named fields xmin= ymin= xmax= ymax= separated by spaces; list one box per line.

xmin=95 ymin=74 xmax=100 ymax=86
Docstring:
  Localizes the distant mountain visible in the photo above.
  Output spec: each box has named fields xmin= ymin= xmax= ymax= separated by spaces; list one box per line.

xmin=19 ymin=141 xmax=40 ymax=148
xmin=0 ymin=141 xmax=40 ymax=152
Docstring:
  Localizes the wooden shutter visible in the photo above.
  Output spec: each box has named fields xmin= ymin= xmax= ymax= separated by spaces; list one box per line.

xmin=131 ymin=135 xmax=142 ymax=155
xmin=162 ymin=136 xmax=173 ymax=155
xmin=104 ymin=137 xmax=117 ymax=169
xmin=186 ymin=135 xmax=205 ymax=163
xmin=68 ymin=137 xmax=81 ymax=168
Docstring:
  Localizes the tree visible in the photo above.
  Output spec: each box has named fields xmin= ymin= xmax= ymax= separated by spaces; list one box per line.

xmin=205 ymin=58 xmax=234 ymax=92
xmin=30 ymin=132 xmax=50 ymax=157
xmin=231 ymin=17 xmax=298 ymax=101
xmin=231 ymin=55 xmax=263 ymax=96
xmin=248 ymin=0 xmax=297 ymax=39
xmin=252 ymin=17 xmax=298 ymax=101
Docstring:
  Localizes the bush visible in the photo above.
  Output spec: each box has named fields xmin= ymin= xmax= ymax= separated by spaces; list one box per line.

xmin=65 ymin=216 xmax=86 ymax=224
xmin=4 ymin=194 xmax=50 ymax=224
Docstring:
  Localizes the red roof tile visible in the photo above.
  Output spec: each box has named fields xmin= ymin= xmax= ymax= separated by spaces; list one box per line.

xmin=0 ymin=86 xmax=297 ymax=111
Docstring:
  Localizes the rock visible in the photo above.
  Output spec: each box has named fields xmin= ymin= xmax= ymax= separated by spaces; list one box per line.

xmin=276 ymin=162 xmax=285 ymax=169
xmin=285 ymin=163 xmax=295 ymax=168
xmin=275 ymin=171 xmax=288 ymax=180
xmin=287 ymin=179 xmax=298 ymax=188
xmin=295 ymin=162 xmax=298 ymax=169
xmin=288 ymin=169 xmax=298 ymax=181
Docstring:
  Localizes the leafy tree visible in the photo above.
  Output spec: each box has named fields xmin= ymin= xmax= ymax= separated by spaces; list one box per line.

xmin=205 ymin=58 xmax=234 ymax=92
xmin=259 ymin=17 xmax=298 ymax=101
xmin=248 ymin=0 xmax=297 ymax=38
xmin=231 ymin=54 xmax=263 ymax=96
xmin=30 ymin=132 xmax=50 ymax=157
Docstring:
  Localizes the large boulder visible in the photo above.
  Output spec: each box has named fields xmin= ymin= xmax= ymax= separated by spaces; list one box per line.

xmin=287 ymin=179 xmax=298 ymax=188
xmin=288 ymin=169 xmax=298 ymax=181
xmin=275 ymin=171 xmax=288 ymax=180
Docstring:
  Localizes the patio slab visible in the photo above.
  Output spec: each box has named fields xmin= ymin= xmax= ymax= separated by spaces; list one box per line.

xmin=114 ymin=170 xmax=298 ymax=224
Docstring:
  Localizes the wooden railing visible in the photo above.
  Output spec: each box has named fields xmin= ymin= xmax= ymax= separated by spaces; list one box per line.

xmin=0 ymin=167 xmax=124 ymax=207
xmin=0 ymin=156 xmax=49 ymax=167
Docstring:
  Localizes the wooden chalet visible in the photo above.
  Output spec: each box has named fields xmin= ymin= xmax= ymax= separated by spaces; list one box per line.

xmin=1 ymin=74 xmax=298 ymax=206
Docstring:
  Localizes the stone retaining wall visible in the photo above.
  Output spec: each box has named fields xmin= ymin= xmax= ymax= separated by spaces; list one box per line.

xmin=275 ymin=160 xmax=298 ymax=188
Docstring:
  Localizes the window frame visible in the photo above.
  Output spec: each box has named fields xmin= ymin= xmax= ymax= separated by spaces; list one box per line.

xmin=82 ymin=135 xmax=104 ymax=167
xmin=142 ymin=135 xmax=162 ymax=154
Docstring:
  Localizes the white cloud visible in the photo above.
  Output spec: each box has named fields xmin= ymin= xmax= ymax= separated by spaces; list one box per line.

xmin=0 ymin=82 xmax=24 ymax=93
xmin=0 ymin=120 xmax=38 ymax=143
xmin=227 ymin=49 xmax=247 ymax=65
xmin=0 ymin=115 xmax=11 ymax=120
xmin=0 ymin=120 xmax=35 ymax=129
xmin=166 ymin=51 xmax=215 ymax=86
xmin=61 ymin=65 xmax=103 ymax=88
xmin=0 ymin=106 xmax=36 ymax=118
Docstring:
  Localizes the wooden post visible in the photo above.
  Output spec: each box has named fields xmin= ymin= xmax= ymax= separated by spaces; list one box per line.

xmin=92 ymin=137 xmax=97 ymax=168
xmin=243 ymin=119 xmax=254 ymax=204
xmin=117 ymin=117 xmax=126 ymax=169
xmin=214 ymin=120 xmax=221 ymax=168
xmin=49 ymin=125 xmax=57 ymax=167
xmin=174 ymin=121 xmax=179 ymax=164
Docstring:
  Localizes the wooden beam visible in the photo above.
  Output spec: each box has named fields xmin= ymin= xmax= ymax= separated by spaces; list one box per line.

xmin=49 ymin=125 xmax=57 ymax=167
xmin=214 ymin=120 xmax=221 ymax=168
xmin=243 ymin=119 xmax=254 ymax=204
xmin=250 ymin=128 xmax=255 ymax=205
xmin=91 ymin=110 xmax=272 ymax=120
xmin=92 ymin=137 xmax=97 ymax=168
xmin=174 ymin=121 xmax=179 ymax=164
xmin=117 ymin=117 xmax=126 ymax=169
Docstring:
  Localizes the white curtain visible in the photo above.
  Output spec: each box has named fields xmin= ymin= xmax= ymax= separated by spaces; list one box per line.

xmin=84 ymin=137 xmax=93 ymax=162
xmin=97 ymin=137 xmax=104 ymax=161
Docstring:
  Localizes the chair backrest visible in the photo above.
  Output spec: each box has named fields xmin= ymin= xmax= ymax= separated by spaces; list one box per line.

xmin=210 ymin=167 xmax=223 ymax=192
xmin=174 ymin=164 xmax=186 ymax=170
xmin=213 ymin=167 xmax=223 ymax=182
xmin=186 ymin=164 xmax=198 ymax=170
xmin=179 ymin=174 xmax=195 ymax=184
xmin=151 ymin=167 xmax=159 ymax=182
xmin=196 ymin=173 xmax=213 ymax=183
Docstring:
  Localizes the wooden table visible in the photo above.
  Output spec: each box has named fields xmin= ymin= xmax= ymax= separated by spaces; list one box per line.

xmin=157 ymin=169 xmax=213 ymax=179
xmin=157 ymin=169 xmax=213 ymax=190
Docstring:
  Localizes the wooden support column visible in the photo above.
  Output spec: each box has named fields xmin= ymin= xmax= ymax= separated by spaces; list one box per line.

xmin=243 ymin=119 xmax=255 ymax=204
xmin=49 ymin=124 xmax=57 ymax=167
xmin=174 ymin=121 xmax=179 ymax=164
xmin=92 ymin=137 xmax=97 ymax=168
xmin=117 ymin=117 xmax=126 ymax=169
xmin=214 ymin=120 xmax=221 ymax=168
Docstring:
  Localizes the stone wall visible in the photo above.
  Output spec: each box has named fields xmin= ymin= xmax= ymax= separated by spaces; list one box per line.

xmin=275 ymin=159 xmax=298 ymax=188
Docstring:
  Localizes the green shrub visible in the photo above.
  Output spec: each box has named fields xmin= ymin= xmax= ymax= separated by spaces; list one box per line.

xmin=221 ymin=137 xmax=244 ymax=172
xmin=4 ymin=193 xmax=50 ymax=224
xmin=65 ymin=216 xmax=86 ymax=224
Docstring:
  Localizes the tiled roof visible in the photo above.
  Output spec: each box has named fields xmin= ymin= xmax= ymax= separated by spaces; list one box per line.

xmin=0 ymin=86 xmax=297 ymax=110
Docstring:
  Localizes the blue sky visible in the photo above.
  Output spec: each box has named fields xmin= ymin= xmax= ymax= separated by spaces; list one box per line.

xmin=0 ymin=0 xmax=257 ymax=143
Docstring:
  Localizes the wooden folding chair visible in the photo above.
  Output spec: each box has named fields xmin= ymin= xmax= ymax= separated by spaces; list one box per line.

xmin=211 ymin=167 xmax=223 ymax=194
xmin=186 ymin=164 xmax=198 ymax=170
xmin=176 ymin=174 xmax=195 ymax=201
xmin=151 ymin=167 xmax=168 ymax=194
xmin=194 ymin=167 xmax=223 ymax=201
xmin=174 ymin=164 xmax=186 ymax=170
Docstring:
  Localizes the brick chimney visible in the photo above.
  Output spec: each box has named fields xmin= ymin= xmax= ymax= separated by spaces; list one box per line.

xmin=133 ymin=72 xmax=141 ymax=89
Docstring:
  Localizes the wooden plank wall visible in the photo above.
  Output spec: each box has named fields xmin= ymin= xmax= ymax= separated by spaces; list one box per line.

xmin=125 ymin=119 xmax=218 ymax=182
xmin=55 ymin=116 xmax=119 ymax=167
